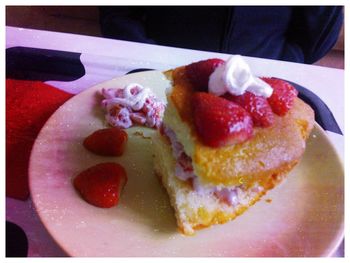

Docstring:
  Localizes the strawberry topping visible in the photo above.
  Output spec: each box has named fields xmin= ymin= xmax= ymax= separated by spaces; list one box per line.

xmin=223 ymin=92 xmax=275 ymax=127
xmin=192 ymin=92 xmax=253 ymax=147
xmin=261 ymin=78 xmax=298 ymax=116
xmin=73 ymin=162 xmax=128 ymax=208
xmin=83 ymin=127 xmax=128 ymax=156
xmin=185 ymin=58 xmax=224 ymax=91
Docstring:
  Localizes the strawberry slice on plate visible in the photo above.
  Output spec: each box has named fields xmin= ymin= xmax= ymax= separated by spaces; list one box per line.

xmin=192 ymin=92 xmax=253 ymax=147
xmin=223 ymin=92 xmax=275 ymax=127
xmin=185 ymin=58 xmax=224 ymax=91
xmin=73 ymin=162 xmax=128 ymax=208
xmin=83 ymin=127 xmax=128 ymax=156
xmin=261 ymin=78 xmax=298 ymax=116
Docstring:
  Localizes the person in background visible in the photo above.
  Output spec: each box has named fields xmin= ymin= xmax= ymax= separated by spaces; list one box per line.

xmin=99 ymin=6 xmax=343 ymax=64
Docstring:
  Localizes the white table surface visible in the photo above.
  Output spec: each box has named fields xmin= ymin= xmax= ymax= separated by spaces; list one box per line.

xmin=5 ymin=26 xmax=344 ymax=257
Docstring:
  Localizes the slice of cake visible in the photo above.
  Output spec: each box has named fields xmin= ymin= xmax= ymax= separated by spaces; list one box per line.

xmin=153 ymin=55 xmax=314 ymax=235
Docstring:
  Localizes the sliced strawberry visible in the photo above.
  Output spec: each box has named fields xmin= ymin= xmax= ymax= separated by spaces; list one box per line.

xmin=192 ymin=92 xmax=253 ymax=147
xmin=83 ymin=127 xmax=128 ymax=156
xmin=73 ymin=162 xmax=128 ymax=208
xmin=178 ymin=152 xmax=194 ymax=172
xmin=261 ymin=77 xmax=298 ymax=116
xmin=185 ymin=58 xmax=224 ymax=91
xmin=223 ymin=92 xmax=275 ymax=127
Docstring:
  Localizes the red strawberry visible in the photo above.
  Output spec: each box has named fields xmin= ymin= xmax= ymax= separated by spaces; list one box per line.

xmin=83 ymin=127 xmax=128 ymax=156
xmin=223 ymin=92 xmax=275 ymax=127
xmin=185 ymin=58 xmax=224 ymax=91
xmin=73 ymin=162 xmax=128 ymax=208
xmin=178 ymin=152 xmax=194 ymax=172
xmin=192 ymin=92 xmax=253 ymax=147
xmin=261 ymin=78 xmax=298 ymax=116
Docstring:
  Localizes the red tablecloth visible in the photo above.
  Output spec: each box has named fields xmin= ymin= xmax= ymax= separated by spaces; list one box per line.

xmin=6 ymin=79 xmax=73 ymax=200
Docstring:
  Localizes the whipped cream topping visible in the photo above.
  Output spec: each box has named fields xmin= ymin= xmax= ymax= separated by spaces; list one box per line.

xmin=208 ymin=55 xmax=273 ymax=98
xmin=103 ymin=83 xmax=151 ymax=111
xmin=101 ymin=83 xmax=165 ymax=129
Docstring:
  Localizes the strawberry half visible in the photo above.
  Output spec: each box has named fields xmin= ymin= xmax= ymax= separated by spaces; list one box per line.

xmin=192 ymin=92 xmax=253 ymax=147
xmin=261 ymin=78 xmax=298 ymax=116
xmin=223 ymin=92 xmax=275 ymax=127
xmin=73 ymin=162 xmax=128 ymax=208
xmin=185 ymin=58 xmax=224 ymax=91
xmin=83 ymin=127 xmax=128 ymax=156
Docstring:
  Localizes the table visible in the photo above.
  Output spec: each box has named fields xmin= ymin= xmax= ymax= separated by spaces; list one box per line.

xmin=5 ymin=26 xmax=344 ymax=257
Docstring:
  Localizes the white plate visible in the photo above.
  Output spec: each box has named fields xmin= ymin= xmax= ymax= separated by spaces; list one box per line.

xmin=29 ymin=71 xmax=344 ymax=257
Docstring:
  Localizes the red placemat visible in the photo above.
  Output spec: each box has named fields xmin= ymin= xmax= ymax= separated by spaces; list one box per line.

xmin=6 ymin=79 xmax=74 ymax=200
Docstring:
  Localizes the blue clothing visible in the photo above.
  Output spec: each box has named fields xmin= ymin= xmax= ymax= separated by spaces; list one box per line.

xmin=99 ymin=6 xmax=343 ymax=64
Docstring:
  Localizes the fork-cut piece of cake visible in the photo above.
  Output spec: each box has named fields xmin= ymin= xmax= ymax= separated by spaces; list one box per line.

xmin=153 ymin=56 xmax=314 ymax=235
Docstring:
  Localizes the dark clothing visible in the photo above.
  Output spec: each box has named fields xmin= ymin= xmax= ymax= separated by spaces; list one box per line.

xmin=99 ymin=6 xmax=343 ymax=64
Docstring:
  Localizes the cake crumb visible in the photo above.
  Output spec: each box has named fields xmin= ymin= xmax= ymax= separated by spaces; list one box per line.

xmin=133 ymin=131 xmax=151 ymax=139
xmin=265 ymin=198 xmax=272 ymax=203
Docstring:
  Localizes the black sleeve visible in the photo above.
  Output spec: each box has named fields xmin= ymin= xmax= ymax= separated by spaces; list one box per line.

xmin=99 ymin=6 xmax=155 ymax=44
xmin=285 ymin=6 xmax=343 ymax=64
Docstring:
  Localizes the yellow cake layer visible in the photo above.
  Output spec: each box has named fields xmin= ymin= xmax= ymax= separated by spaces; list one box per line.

xmin=152 ymin=132 xmax=293 ymax=235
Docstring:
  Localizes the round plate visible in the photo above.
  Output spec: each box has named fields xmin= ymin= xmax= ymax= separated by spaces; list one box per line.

xmin=29 ymin=71 xmax=344 ymax=257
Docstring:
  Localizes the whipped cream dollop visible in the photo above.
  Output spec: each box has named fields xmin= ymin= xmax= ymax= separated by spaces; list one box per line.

xmin=208 ymin=55 xmax=273 ymax=98
xmin=103 ymin=83 xmax=152 ymax=111
xmin=101 ymin=83 xmax=165 ymax=129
